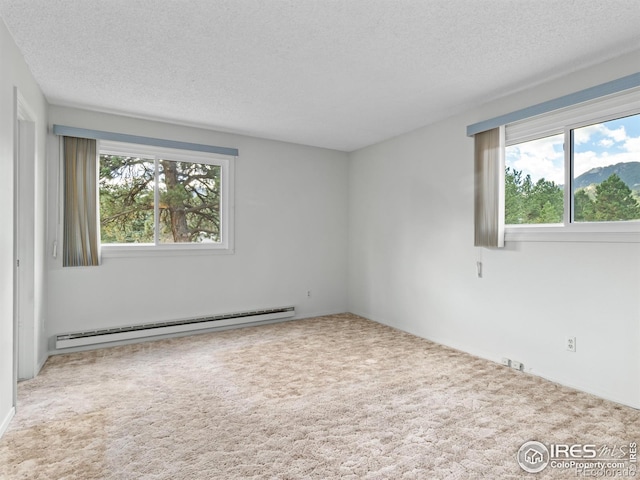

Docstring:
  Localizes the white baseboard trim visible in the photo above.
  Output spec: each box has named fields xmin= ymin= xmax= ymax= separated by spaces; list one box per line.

xmin=47 ymin=315 xmax=295 ymax=356
xmin=48 ymin=310 xmax=348 ymax=356
xmin=0 ymin=406 xmax=15 ymax=439
xmin=348 ymin=310 xmax=640 ymax=411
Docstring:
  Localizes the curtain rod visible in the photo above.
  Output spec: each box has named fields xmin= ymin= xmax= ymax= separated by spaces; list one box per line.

xmin=466 ymin=72 xmax=640 ymax=137
xmin=52 ymin=125 xmax=239 ymax=157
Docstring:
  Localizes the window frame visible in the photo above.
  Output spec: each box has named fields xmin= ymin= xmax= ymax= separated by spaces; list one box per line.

xmin=98 ymin=140 xmax=235 ymax=256
xmin=504 ymin=93 xmax=640 ymax=243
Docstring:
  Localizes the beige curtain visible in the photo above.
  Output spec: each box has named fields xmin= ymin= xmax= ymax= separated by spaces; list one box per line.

xmin=63 ymin=136 xmax=100 ymax=266
xmin=474 ymin=127 xmax=504 ymax=248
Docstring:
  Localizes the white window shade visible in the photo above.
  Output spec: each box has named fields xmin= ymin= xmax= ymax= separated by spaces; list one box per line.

xmin=506 ymin=88 xmax=640 ymax=145
xmin=467 ymin=72 xmax=640 ymax=137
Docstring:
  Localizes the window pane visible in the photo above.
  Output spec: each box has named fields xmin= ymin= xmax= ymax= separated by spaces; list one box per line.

xmin=99 ymin=155 xmax=155 ymax=243
xmin=505 ymin=134 xmax=564 ymax=224
xmin=573 ymin=113 xmax=640 ymax=223
xmin=157 ymin=160 xmax=221 ymax=243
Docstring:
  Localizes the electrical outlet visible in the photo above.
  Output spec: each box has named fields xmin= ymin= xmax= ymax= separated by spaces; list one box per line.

xmin=501 ymin=358 xmax=511 ymax=367
xmin=306 ymin=290 xmax=312 ymax=298
xmin=511 ymin=361 xmax=523 ymax=371
xmin=566 ymin=336 xmax=576 ymax=352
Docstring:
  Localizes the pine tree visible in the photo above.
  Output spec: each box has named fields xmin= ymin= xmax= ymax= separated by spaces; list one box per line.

xmin=593 ymin=173 xmax=640 ymax=221
xmin=573 ymin=189 xmax=595 ymax=221
xmin=99 ymin=155 xmax=221 ymax=243
xmin=505 ymin=167 xmax=524 ymax=224
xmin=504 ymin=167 xmax=563 ymax=224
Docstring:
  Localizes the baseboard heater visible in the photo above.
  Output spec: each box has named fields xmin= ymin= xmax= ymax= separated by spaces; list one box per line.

xmin=55 ymin=306 xmax=295 ymax=349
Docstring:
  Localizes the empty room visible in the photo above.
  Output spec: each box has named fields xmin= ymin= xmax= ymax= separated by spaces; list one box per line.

xmin=1 ymin=1 xmax=639 ymax=478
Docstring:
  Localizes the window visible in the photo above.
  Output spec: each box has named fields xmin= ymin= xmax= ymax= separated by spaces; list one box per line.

xmin=505 ymin=134 xmax=564 ymax=225
xmin=572 ymin=114 xmax=640 ymax=223
xmin=503 ymin=90 xmax=640 ymax=240
xmin=99 ymin=141 xmax=234 ymax=253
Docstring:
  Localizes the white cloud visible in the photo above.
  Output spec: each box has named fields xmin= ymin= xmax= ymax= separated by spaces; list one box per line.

xmin=507 ymin=128 xmax=640 ymax=183
xmin=573 ymin=130 xmax=640 ymax=176
xmin=573 ymin=151 xmax=609 ymax=176
xmin=573 ymin=124 xmax=600 ymax=145
xmin=623 ymin=136 xmax=640 ymax=153
xmin=607 ymin=125 xmax=627 ymax=142
xmin=573 ymin=123 xmax=627 ymax=145
xmin=574 ymin=150 xmax=639 ymax=177
xmin=506 ymin=135 xmax=564 ymax=184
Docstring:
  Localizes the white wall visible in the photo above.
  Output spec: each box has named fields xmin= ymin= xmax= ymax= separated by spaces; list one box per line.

xmin=0 ymin=18 xmax=48 ymax=435
xmin=348 ymin=50 xmax=640 ymax=408
xmin=2 ymin=13 xmax=637 ymax=439
xmin=46 ymin=107 xmax=349 ymax=348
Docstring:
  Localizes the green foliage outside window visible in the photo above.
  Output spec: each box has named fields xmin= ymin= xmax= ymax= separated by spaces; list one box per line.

xmin=99 ymin=155 xmax=221 ymax=244
xmin=505 ymin=167 xmax=563 ymax=224
xmin=506 ymin=168 xmax=640 ymax=224
xmin=574 ymin=173 xmax=640 ymax=222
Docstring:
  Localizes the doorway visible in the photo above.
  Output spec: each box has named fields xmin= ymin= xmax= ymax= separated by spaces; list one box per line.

xmin=14 ymin=89 xmax=37 ymax=389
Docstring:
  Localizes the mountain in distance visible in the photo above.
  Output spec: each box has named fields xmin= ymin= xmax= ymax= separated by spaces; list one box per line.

xmin=574 ymin=161 xmax=640 ymax=191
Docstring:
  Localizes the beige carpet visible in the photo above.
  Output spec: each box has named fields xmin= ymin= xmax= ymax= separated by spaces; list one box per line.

xmin=1 ymin=313 xmax=638 ymax=479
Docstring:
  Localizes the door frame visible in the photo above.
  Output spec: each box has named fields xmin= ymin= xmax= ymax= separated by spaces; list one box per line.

xmin=13 ymin=88 xmax=37 ymax=400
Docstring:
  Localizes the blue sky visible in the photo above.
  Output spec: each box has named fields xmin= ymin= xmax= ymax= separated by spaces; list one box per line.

xmin=506 ymin=112 xmax=640 ymax=185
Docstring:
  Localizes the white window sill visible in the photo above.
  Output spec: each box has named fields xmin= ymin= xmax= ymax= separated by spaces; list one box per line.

xmin=101 ymin=244 xmax=234 ymax=258
xmin=505 ymin=223 xmax=640 ymax=243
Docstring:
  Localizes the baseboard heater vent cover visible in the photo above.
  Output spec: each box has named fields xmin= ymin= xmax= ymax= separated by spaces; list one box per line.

xmin=55 ymin=306 xmax=295 ymax=349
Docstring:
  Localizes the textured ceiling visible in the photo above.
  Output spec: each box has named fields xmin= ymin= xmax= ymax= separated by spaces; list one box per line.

xmin=1 ymin=1 xmax=640 ymax=152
